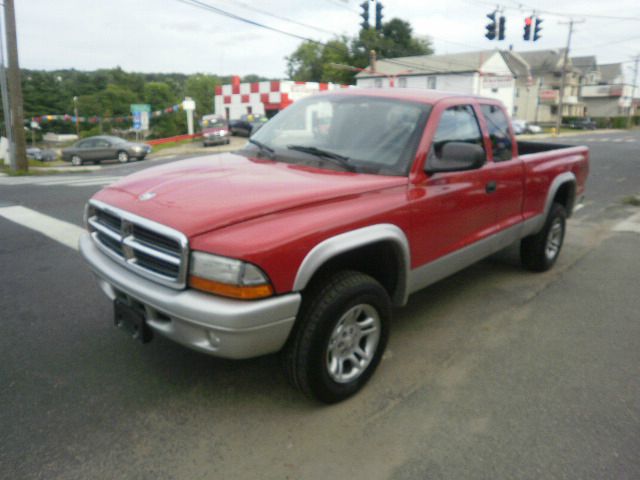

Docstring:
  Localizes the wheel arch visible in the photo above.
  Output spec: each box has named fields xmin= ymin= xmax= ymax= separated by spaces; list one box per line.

xmin=292 ymin=224 xmax=411 ymax=306
xmin=545 ymin=172 xmax=577 ymax=218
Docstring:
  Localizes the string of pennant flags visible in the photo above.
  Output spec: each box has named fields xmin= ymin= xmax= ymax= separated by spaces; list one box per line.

xmin=29 ymin=103 xmax=185 ymax=125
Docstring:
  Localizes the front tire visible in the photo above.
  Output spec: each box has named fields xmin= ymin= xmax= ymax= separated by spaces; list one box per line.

xmin=117 ymin=151 xmax=129 ymax=163
xmin=282 ymin=270 xmax=390 ymax=403
xmin=521 ymin=202 xmax=567 ymax=272
xmin=71 ymin=155 xmax=82 ymax=166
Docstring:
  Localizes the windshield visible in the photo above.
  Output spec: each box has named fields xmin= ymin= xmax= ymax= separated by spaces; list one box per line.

xmin=202 ymin=118 xmax=226 ymax=128
xmin=247 ymin=94 xmax=431 ymax=176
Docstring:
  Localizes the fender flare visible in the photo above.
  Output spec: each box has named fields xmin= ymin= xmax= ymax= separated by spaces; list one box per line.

xmin=292 ymin=224 xmax=411 ymax=306
xmin=544 ymin=171 xmax=577 ymax=217
xmin=524 ymin=171 xmax=577 ymax=237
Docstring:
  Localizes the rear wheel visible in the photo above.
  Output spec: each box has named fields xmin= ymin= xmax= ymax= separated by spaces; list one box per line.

xmin=117 ymin=151 xmax=129 ymax=163
xmin=282 ymin=270 xmax=390 ymax=403
xmin=71 ymin=155 xmax=82 ymax=166
xmin=521 ymin=202 xmax=567 ymax=272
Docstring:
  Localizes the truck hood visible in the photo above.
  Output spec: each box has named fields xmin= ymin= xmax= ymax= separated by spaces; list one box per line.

xmin=93 ymin=153 xmax=406 ymax=237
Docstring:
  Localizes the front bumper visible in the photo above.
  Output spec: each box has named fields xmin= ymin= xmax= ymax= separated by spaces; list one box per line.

xmin=203 ymin=135 xmax=229 ymax=145
xmin=79 ymin=234 xmax=301 ymax=359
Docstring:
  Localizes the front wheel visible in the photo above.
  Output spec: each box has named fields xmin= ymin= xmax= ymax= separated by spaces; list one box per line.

xmin=117 ymin=151 xmax=129 ymax=163
xmin=521 ymin=202 xmax=567 ymax=272
xmin=282 ymin=270 xmax=390 ymax=403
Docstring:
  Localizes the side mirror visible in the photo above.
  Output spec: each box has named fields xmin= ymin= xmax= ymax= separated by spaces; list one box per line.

xmin=426 ymin=142 xmax=485 ymax=174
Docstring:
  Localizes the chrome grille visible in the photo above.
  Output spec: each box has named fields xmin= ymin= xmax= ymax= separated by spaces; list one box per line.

xmin=87 ymin=200 xmax=189 ymax=289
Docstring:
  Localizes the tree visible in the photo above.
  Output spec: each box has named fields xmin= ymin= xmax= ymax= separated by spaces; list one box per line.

xmin=143 ymin=81 xmax=177 ymax=109
xmin=285 ymin=17 xmax=433 ymax=84
xmin=286 ymin=41 xmax=325 ymax=82
xmin=185 ymin=74 xmax=219 ymax=115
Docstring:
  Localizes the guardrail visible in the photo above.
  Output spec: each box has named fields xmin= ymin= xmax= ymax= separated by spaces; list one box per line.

xmin=146 ymin=133 xmax=202 ymax=146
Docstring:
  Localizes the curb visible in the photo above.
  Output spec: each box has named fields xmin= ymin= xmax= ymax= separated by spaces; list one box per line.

xmin=519 ymin=129 xmax=629 ymax=140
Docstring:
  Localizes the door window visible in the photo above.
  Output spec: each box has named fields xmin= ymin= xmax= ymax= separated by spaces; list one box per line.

xmin=480 ymin=104 xmax=513 ymax=161
xmin=430 ymin=105 xmax=484 ymax=163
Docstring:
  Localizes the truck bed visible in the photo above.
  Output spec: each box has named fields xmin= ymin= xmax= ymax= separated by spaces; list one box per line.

xmin=517 ymin=140 xmax=576 ymax=155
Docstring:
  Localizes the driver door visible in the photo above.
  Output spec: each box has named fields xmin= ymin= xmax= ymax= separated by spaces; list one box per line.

xmin=409 ymin=103 xmax=495 ymax=270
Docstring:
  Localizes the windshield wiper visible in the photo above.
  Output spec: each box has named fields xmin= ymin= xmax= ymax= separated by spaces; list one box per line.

xmin=248 ymin=138 xmax=275 ymax=159
xmin=286 ymin=144 xmax=354 ymax=171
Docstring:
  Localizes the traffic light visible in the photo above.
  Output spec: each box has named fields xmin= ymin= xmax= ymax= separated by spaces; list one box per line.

xmin=375 ymin=1 xmax=384 ymax=32
xmin=485 ymin=11 xmax=497 ymax=40
xmin=533 ymin=17 xmax=543 ymax=41
xmin=498 ymin=15 xmax=506 ymax=40
xmin=360 ymin=1 xmax=369 ymax=30
xmin=523 ymin=16 xmax=532 ymax=41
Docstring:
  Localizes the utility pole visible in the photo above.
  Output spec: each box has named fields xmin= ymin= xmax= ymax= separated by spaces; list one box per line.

xmin=4 ymin=0 xmax=27 ymax=171
xmin=626 ymin=54 xmax=639 ymax=129
xmin=0 ymin=10 xmax=13 ymax=167
xmin=555 ymin=19 xmax=584 ymax=134
xmin=73 ymin=96 xmax=80 ymax=136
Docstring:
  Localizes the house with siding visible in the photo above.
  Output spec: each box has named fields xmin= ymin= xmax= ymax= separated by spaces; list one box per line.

xmin=354 ymin=50 xmax=516 ymax=115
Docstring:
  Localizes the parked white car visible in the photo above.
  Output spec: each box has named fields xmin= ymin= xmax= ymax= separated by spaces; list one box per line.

xmin=513 ymin=119 xmax=542 ymax=135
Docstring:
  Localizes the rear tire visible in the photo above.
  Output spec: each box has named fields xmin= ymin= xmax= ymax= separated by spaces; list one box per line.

xmin=521 ymin=203 xmax=567 ymax=272
xmin=282 ymin=270 xmax=390 ymax=404
xmin=71 ymin=155 xmax=82 ymax=166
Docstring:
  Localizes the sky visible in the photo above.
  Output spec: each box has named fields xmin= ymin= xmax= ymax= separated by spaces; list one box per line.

xmin=13 ymin=0 xmax=640 ymax=82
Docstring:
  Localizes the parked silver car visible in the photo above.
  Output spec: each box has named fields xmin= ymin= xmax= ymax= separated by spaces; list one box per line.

xmin=62 ymin=136 xmax=151 ymax=166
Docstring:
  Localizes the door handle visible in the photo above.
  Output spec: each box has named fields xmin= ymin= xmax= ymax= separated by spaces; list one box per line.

xmin=485 ymin=181 xmax=497 ymax=194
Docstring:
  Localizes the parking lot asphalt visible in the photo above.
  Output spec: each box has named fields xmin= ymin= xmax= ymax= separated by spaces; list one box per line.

xmin=0 ymin=130 xmax=639 ymax=479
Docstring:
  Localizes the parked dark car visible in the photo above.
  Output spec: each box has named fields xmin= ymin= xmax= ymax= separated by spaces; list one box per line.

xmin=229 ymin=115 xmax=268 ymax=137
xmin=62 ymin=136 xmax=151 ymax=166
xmin=26 ymin=147 xmax=57 ymax=162
xmin=568 ymin=118 xmax=597 ymax=130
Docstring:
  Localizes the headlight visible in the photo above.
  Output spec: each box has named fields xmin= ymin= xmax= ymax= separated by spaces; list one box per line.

xmin=83 ymin=202 xmax=93 ymax=230
xmin=216 ymin=129 xmax=228 ymax=136
xmin=204 ymin=133 xmax=212 ymax=138
xmin=132 ymin=146 xmax=143 ymax=152
xmin=188 ymin=251 xmax=274 ymax=300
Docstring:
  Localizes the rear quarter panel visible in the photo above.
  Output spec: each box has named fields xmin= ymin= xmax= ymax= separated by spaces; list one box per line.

xmin=519 ymin=146 xmax=589 ymax=221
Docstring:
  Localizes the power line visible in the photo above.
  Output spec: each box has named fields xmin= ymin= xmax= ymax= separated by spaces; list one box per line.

xmin=322 ymin=0 xmax=359 ymax=15
xmin=213 ymin=0 xmax=341 ymax=36
xmin=174 ymin=0 xmax=320 ymax=44
xmin=464 ymin=0 xmax=640 ymax=21
xmin=572 ymin=34 xmax=640 ymax=51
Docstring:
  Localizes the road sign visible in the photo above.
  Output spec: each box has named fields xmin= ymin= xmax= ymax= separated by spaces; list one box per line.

xmin=130 ymin=104 xmax=151 ymax=131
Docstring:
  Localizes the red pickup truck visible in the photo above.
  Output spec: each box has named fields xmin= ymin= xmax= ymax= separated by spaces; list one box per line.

xmin=80 ymin=89 xmax=588 ymax=403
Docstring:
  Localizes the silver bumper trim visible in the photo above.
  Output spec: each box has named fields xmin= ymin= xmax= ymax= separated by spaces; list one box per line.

xmin=79 ymin=233 xmax=301 ymax=359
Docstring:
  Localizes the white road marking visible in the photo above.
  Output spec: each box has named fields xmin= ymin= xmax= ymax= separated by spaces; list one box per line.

xmin=0 ymin=206 xmax=85 ymax=250
xmin=613 ymin=212 xmax=640 ymax=234
xmin=0 ymin=175 xmax=122 ymax=187
xmin=65 ymin=178 xmax=121 ymax=187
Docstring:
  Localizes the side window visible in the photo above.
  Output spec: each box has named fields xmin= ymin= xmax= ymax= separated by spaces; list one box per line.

xmin=431 ymin=105 xmax=485 ymax=162
xmin=95 ymin=139 xmax=110 ymax=148
xmin=480 ymin=104 xmax=513 ymax=162
xmin=78 ymin=140 xmax=94 ymax=149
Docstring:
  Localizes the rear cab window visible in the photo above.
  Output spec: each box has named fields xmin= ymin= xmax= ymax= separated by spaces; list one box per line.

xmin=480 ymin=104 xmax=513 ymax=161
